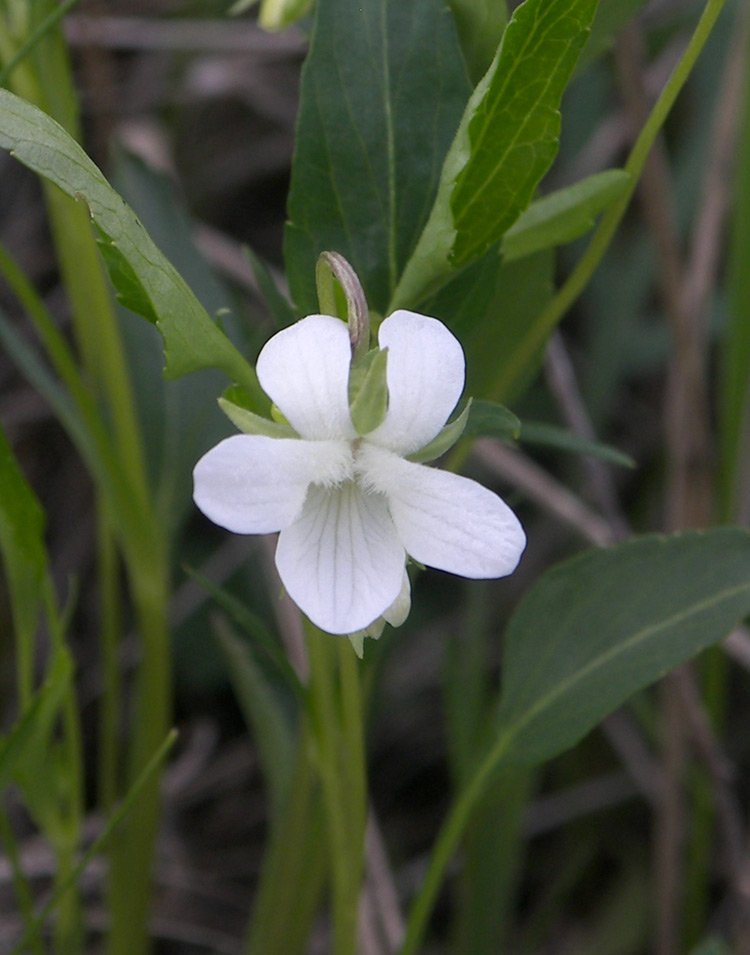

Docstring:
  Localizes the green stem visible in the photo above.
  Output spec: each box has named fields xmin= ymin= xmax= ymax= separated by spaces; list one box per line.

xmin=400 ymin=730 xmax=513 ymax=955
xmin=0 ymin=0 xmax=83 ymax=88
xmin=0 ymin=809 xmax=45 ymax=955
xmin=489 ymin=0 xmax=730 ymax=402
xmin=11 ymin=730 xmax=178 ymax=955
xmin=245 ymin=719 xmax=328 ymax=955
xmin=304 ymin=622 xmax=367 ymax=955
xmin=97 ymin=514 xmax=122 ymax=813
xmin=4 ymin=21 xmax=171 ymax=955
xmin=107 ymin=549 xmax=171 ymax=955
xmin=402 ymin=11 xmax=731 ymax=947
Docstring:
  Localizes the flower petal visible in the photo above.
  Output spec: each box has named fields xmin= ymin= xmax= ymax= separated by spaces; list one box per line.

xmin=367 ymin=310 xmax=465 ymax=455
xmin=360 ymin=445 xmax=526 ymax=578
xmin=275 ymin=483 xmax=405 ymax=635
xmin=193 ymin=435 xmax=353 ymax=534
xmin=256 ymin=314 xmax=356 ymax=440
xmin=383 ymin=569 xmax=411 ymax=627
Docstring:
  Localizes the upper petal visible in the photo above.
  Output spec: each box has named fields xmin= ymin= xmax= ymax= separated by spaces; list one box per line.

xmin=367 ymin=310 xmax=465 ymax=455
xmin=193 ymin=434 xmax=353 ymax=534
xmin=360 ymin=445 xmax=526 ymax=578
xmin=256 ymin=314 xmax=356 ymax=440
xmin=275 ymin=482 xmax=405 ymax=635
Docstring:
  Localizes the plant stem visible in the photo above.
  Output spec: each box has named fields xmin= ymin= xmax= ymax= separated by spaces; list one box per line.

xmin=304 ymin=622 xmax=367 ymax=955
xmin=489 ymin=0 xmax=731 ymax=403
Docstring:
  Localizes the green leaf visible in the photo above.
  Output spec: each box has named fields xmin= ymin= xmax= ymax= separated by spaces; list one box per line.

xmin=245 ymin=247 xmax=298 ymax=329
xmin=284 ymin=0 xmax=471 ymax=314
xmin=185 ymin=566 xmax=303 ymax=700
xmin=213 ymin=617 xmax=296 ymax=821
xmin=496 ymin=529 xmax=750 ymax=767
xmin=719 ymin=47 xmax=750 ymax=517
xmin=349 ymin=347 xmax=389 ymax=436
xmin=0 ymin=422 xmax=47 ymax=660
xmin=578 ymin=0 xmax=648 ymax=71
xmin=392 ymin=0 xmax=600 ymax=308
xmin=688 ymin=939 xmax=733 ymax=955
xmin=0 ymin=647 xmax=73 ymax=793
xmin=520 ymin=421 xmax=635 ymax=468
xmin=423 ymin=247 xmax=555 ymax=403
xmin=448 ymin=0 xmax=508 ymax=84
xmin=0 ymin=89 xmax=262 ymax=402
xmin=408 ymin=399 xmax=472 ymax=463
xmin=501 ymin=169 xmax=630 ymax=262
xmin=464 ymin=400 xmax=520 ymax=441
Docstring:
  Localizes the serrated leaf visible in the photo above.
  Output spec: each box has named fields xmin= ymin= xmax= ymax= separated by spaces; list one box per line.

xmin=408 ymin=399 xmax=472 ymax=463
xmin=501 ymin=169 xmax=630 ymax=262
xmin=94 ymin=224 xmax=159 ymax=321
xmin=495 ymin=529 xmax=750 ymax=766
xmin=392 ymin=0 xmax=599 ymax=308
xmin=520 ymin=422 xmax=635 ymax=468
xmin=0 ymin=89 xmax=263 ymax=403
xmin=284 ymin=0 xmax=471 ymax=314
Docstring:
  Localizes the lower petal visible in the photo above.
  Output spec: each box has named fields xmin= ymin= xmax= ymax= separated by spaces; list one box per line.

xmin=275 ymin=483 xmax=405 ymax=635
xmin=362 ymin=446 xmax=526 ymax=578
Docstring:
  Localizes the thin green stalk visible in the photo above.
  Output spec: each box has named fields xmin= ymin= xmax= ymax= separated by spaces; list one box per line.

xmin=107 ymin=549 xmax=171 ymax=955
xmin=400 ymin=730 xmax=513 ymax=955
xmin=97 ymin=516 xmax=122 ymax=813
xmin=11 ymin=730 xmax=178 ymax=955
xmin=4 ymin=21 xmax=172 ymax=955
xmin=245 ymin=719 xmax=328 ymax=955
xmin=489 ymin=0 xmax=730 ymax=403
xmin=0 ymin=0 xmax=82 ymax=88
xmin=404 ymin=9 xmax=730 ymax=931
xmin=305 ymin=622 xmax=367 ymax=955
xmin=0 ymin=809 xmax=45 ymax=955
xmin=45 ymin=581 xmax=86 ymax=955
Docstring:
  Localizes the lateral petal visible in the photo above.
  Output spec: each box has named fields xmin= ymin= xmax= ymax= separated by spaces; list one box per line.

xmin=361 ymin=446 xmax=526 ymax=578
xmin=256 ymin=314 xmax=356 ymax=440
xmin=193 ymin=435 xmax=353 ymax=534
xmin=367 ymin=310 xmax=465 ymax=455
xmin=275 ymin=483 xmax=405 ymax=635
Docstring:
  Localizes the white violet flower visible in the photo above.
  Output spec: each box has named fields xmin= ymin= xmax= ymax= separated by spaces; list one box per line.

xmin=193 ymin=310 xmax=526 ymax=636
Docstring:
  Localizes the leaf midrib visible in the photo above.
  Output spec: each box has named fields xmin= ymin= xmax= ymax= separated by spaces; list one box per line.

xmin=499 ymin=578 xmax=750 ymax=752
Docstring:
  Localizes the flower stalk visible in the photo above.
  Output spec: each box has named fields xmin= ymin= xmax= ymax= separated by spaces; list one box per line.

xmin=304 ymin=620 xmax=367 ymax=955
xmin=315 ymin=251 xmax=370 ymax=361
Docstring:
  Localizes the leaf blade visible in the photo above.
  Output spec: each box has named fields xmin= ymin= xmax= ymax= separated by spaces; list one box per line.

xmin=392 ymin=0 xmax=600 ymax=308
xmin=0 ymin=89 xmax=263 ymax=402
xmin=284 ymin=0 xmax=471 ymax=314
xmin=496 ymin=529 xmax=750 ymax=766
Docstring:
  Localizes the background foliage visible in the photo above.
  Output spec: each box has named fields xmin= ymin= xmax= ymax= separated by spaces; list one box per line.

xmin=0 ymin=0 xmax=749 ymax=953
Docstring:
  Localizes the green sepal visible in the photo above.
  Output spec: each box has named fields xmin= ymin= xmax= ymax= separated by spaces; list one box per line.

xmin=219 ymin=396 xmax=297 ymax=439
xmin=463 ymin=400 xmax=521 ymax=441
xmin=408 ymin=399 xmax=473 ymax=463
xmin=347 ymin=616 xmax=387 ymax=658
xmin=349 ymin=347 xmax=389 ymax=436
xmin=270 ymin=404 xmax=293 ymax=428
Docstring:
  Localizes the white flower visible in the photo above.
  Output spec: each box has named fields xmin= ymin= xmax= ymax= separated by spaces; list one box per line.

xmin=193 ymin=310 xmax=526 ymax=635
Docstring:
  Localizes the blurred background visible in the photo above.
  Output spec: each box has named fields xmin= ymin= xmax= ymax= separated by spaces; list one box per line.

xmin=1 ymin=0 xmax=749 ymax=952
